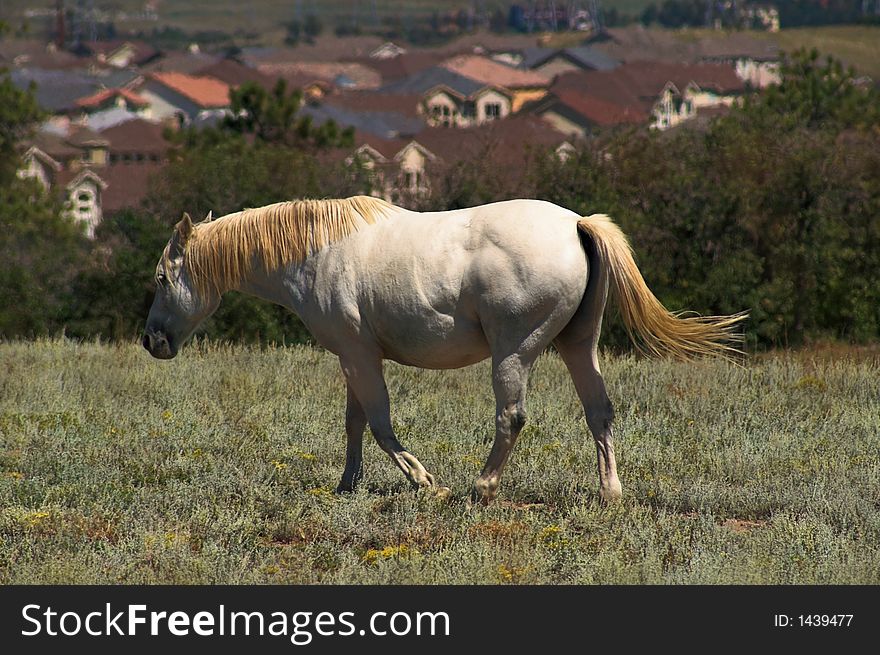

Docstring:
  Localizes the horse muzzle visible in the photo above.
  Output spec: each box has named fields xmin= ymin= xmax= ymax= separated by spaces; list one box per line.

xmin=142 ymin=330 xmax=176 ymax=360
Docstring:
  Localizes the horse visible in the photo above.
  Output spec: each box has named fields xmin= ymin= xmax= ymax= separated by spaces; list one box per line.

xmin=142 ymin=196 xmax=745 ymax=504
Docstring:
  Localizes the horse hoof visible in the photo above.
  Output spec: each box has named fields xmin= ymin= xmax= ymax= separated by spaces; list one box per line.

xmin=432 ymin=486 xmax=453 ymax=501
xmin=599 ymin=482 xmax=623 ymax=504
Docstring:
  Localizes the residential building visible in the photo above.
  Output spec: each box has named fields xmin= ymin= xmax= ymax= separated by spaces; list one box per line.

xmin=370 ymin=42 xmax=407 ymax=60
xmin=533 ymin=61 xmax=746 ymax=136
xmin=138 ymin=72 xmax=231 ymax=123
xmin=518 ymin=47 xmax=619 ymax=77
xmin=381 ymin=67 xmax=514 ymax=128
xmin=346 ymin=116 xmax=572 ymax=204
xmin=440 ymin=55 xmax=551 ymax=111
xmin=74 ymin=40 xmax=160 ymax=69
xmin=19 ymin=120 xmax=171 ymax=236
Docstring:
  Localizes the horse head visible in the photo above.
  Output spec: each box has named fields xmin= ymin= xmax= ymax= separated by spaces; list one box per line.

xmin=142 ymin=212 xmax=220 ymax=359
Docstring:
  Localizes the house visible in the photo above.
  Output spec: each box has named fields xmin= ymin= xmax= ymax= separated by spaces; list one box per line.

xmin=518 ymin=47 xmax=619 ymax=77
xmin=380 ymin=67 xmax=514 ymax=128
xmin=254 ymin=61 xmax=382 ymax=91
xmin=142 ymin=51 xmax=222 ymax=75
xmin=357 ymin=52 xmax=446 ymax=85
xmin=74 ymin=40 xmax=160 ymax=69
xmin=58 ymin=169 xmax=108 ymax=238
xmin=348 ymin=134 xmax=437 ymax=201
xmin=370 ymin=42 xmax=407 ymax=60
xmin=10 ymin=68 xmax=103 ymax=114
xmin=533 ymin=61 xmax=747 ymax=136
xmin=20 ymin=133 xmax=108 ymax=238
xmin=74 ymin=88 xmax=151 ymax=116
xmin=0 ymin=39 xmax=82 ymax=70
xmin=345 ymin=115 xmax=572 ymax=204
xmin=440 ymin=55 xmax=551 ymax=112
xmin=101 ymin=119 xmax=170 ymax=165
xmin=138 ymin=72 xmax=231 ymax=123
xmin=699 ymin=54 xmax=780 ymax=89
xmin=312 ymin=91 xmax=426 ymax=138
xmin=19 ymin=120 xmax=171 ymax=236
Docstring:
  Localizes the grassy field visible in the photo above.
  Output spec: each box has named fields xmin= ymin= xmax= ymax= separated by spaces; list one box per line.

xmin=5 ymin=0 xmax=657 ymax=31
xmin=673 ymin=25 xmax=880 ymax=79
xmin=1 ymin=339 xmax=878 ymax=584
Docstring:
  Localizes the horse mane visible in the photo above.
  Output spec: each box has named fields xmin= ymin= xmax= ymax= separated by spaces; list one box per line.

xmin=185 ymin=195 xmax=394 ymax=296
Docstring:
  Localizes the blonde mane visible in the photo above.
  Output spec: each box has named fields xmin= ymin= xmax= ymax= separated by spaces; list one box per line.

xmin=184 ymin=196 xmax=394 ymax=296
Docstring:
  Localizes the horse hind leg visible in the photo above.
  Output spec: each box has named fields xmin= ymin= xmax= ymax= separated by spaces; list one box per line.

xmin=555 ymin=338 xmax=622 ymax=502
xmin=472 ymin=352 xmax=534 ymax=505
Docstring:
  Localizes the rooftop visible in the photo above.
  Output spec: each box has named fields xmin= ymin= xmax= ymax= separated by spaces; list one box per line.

xmin=380 ymin=66 xmax=488 ymax=98
xmin=442 ymin=54 xmax=550 ymax=88
xmin=148 ymin=72 xmax=231 ymax=108
xmin=519 ymin=47 xmax=619 ymax=72
xmin=99 ymin=119 xmax=170 ymax=155
xmin=75 ymin=88 xmax=150 ymax=109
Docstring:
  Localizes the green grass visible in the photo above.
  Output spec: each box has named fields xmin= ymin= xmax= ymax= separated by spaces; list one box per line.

xmin=1 ymin=339 xmax=878 ymax=584
xmin=759 ymin=26 xmax=880 ymax=80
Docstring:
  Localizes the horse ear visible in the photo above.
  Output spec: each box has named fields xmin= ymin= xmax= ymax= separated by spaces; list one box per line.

xmin=205 ymin=210 xmax=213 ymax=222
xmin=175 ymin=212 xmax=194 ymax=243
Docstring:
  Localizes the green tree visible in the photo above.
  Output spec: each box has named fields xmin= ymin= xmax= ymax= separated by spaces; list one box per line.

xmin=0 ymin=70 xmax=43 ymax=182
xmin=0 ymin=70 xmax=87 ymax=338
xmin=0 ymin=177 xmax=86 ymax=338
xmin=222 ymin=80 xmax=353 ymax=149
xmin=742 ymin=48 xmax=880 ymax=130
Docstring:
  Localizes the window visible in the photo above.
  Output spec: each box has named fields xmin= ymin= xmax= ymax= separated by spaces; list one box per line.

xmin=78 ymin=192 xmax=91 ymax=203
xmin=484 ymin=103 xmax=501 ymax=120
xmin=404 ymin=172 xmax=413 ymax=189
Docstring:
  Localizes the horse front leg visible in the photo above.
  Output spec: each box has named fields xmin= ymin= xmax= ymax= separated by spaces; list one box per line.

xmin=472 ymin=353 xmax=533 ymax=505
xmin=340 ymin=354 xmax=449 ymax=496
xmin=336 ymin=383 xmax=366 ymax=493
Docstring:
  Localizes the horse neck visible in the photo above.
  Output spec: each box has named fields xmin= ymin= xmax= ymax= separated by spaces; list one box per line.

xmin=231 ymin=251 xmax=300 ymax=308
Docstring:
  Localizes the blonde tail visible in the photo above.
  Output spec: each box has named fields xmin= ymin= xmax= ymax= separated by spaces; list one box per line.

xmin=577 ymin=214 xmax=747 ymax=359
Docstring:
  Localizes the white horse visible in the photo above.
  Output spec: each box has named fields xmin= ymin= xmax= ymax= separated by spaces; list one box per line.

xmin=143 ymin=196 xmax=744 ymax=503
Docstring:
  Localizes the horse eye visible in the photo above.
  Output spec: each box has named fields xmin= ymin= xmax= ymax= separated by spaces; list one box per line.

xmin=157 ymin=273 xmax=168 ymax=285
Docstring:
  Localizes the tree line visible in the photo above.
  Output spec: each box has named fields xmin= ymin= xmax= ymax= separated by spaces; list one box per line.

xmin=1 ymin=50 xmax=878 ymax=351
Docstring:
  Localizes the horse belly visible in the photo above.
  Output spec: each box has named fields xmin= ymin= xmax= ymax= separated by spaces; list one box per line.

xmin=371 ymin=306 xmax=490 ymax=369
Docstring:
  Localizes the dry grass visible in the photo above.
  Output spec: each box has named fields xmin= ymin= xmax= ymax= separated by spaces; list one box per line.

xmin=1 ymin=338 xmax=878 ymax=584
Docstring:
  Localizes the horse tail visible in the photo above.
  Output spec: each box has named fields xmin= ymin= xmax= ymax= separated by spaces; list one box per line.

xmin=576 ymin=214 xmax=747 ymax=360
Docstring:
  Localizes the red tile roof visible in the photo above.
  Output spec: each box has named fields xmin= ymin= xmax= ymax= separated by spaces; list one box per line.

xmin=99 ymin=119 xmax=170 ymax=156
xmin=149 ymin=72 xmax=231 ymax=108
xmin=545 ymin=61 xmax=745 ymax=127
xmin=548 ymin=89 xmax=648 ymax=127
xmin=441 ymin=55 xmax=550 ymax=89
xmin=75 ymin=88 xmax=149 ymax=109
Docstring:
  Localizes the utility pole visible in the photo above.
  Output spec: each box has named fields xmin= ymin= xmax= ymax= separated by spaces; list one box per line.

xmin=56 ymin=0 xmax=66 ymax=48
